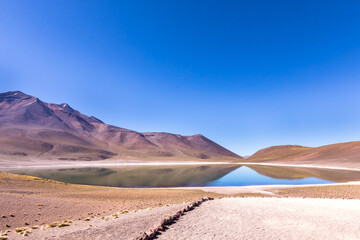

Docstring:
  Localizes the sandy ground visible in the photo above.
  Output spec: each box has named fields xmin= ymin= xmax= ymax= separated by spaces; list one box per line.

xmin=272 ymin=184 xmax=360 ymax=199
xmin=176 ymin=186 xmax=279 ymax=195
xmin=158 ymin=197 xmax=360 ymax=240
xmin=4 ymin=196 xmax=360 ymax=239
xmin=4 ymin=202 xmax=189 ymax=240
xmin=179 ymin=181 xmax=360 ymax=196
xmin=0 ymin=172 xmax=222 ymax=233
xmin=2 ymin=171 xmax=360 ymax=239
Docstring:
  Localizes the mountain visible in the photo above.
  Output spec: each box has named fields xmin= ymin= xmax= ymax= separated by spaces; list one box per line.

xmin=247 ymin=145 xmax=312 ymax=161
xmin=0 ymin=91 xmax=242 ymax=161
xmin=245 ymin=143 xmax=360 ymax=168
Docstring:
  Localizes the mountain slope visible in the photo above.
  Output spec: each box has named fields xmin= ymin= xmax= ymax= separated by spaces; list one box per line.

xmin=0 ymin=91 xmax=242 ymax=161
xmin=247 ymin=145 xmax=313 ymax=161
xmin=246 ymin=143 xmax=360 ymax=168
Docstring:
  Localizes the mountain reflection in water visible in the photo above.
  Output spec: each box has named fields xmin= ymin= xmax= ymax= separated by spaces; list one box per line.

xmin=8 ymin=164 xmax=360 ymax=188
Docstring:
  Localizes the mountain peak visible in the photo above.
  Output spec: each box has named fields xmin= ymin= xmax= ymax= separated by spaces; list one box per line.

xmin=0 ymin=91 xmax=31 ymax=100
xmin=190 ymin=134 xmax=205 ymax=138
xmin=0 ymin=90 xmax=242 ymax=161
xmin=1 ymin=90 xmax=25 ymax=95
xmin=59 ymin=103 xmax=74 ymax=112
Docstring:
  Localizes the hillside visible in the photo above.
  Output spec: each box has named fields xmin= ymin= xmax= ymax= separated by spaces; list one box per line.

xmin=246 ymin=142 xmax=360 ymax=168
xmin=0 ymin=91 xmax=242 ymax=162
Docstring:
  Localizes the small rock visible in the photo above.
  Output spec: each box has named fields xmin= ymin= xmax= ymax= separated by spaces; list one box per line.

xmin=48 ymin=222 xmax=60 ymax=228
xmin=136 ymin=232 xmax=149 ymax=240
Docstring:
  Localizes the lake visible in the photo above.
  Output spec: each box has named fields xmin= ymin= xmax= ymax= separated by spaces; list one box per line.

xmin=7 ymin=164 xmax=360 ymax=188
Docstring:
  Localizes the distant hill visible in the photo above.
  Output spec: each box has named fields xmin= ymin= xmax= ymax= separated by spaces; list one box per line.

xmin=246 ymin=143 xmax=360 ymax=168
xmin=0 ymin=91 xmax=242 ymax=162
xmin=248 ymin=145 xmax=312 ymax=161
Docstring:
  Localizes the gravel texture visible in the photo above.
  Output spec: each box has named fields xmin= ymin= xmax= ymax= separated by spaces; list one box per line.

xmin=158 ymin=197 xmax=360 ymax=240
xmin=5 ymin=203 xmax=189 ymax=240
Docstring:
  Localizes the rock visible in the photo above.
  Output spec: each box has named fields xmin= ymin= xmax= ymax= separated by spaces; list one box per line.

xmin=48 ymin=222 xmax=60 ymax=228
xmin=58 ymin=223 xmax=70 ymax=227
xmin=164 ymin=216 xmax=172 ymax=225
xmin=145 ymin=229 xmax=155 ymax=238
xmin=135 ymin=232 xmax=149 ymax=240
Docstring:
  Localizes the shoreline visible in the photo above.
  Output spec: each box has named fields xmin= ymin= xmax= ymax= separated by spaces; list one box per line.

xmin=0 ymin=161 xmax=231 ymax=170
xmin=172 ymin=180 xmax=360 ymax=194
xmin=2 ymin=160 xmax=360 ymax=192
xmin=1 ymin=171 xmax=360 ymax=237
xmin=1 ymin=160 xmax=360 ymax=172
xmin=236 ymin=162 xmax=360 ymax=172
xmin=1 ymin=160 xmax=360 ymax=193
xmin=2 ymin=160 xmax=360 ymax=197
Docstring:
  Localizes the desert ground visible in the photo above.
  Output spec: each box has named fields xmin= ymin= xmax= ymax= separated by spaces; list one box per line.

xmin=1 ymin=169 xmax=360 ymax=239
xmin=157 ymin=197 xmax=360 ymax=240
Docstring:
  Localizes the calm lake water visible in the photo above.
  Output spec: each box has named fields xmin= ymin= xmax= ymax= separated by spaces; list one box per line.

xmin=7 ymin=164 xmax=360 ymax=188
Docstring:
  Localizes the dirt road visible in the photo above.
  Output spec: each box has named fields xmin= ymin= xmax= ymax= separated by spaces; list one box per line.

xmin=157 ymin=197 xmax=360 ymax=240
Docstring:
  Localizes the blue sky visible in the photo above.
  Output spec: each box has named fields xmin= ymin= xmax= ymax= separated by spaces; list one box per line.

xmin=1 ymin=1 xmax=360 ymax=156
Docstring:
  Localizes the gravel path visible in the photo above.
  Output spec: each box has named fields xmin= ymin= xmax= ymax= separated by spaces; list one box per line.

xmin=157 ymin=197 xmax=360 ymax=240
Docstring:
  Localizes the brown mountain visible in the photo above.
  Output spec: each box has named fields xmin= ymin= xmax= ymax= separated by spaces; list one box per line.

xmin=0 ymin=91 xmax=241 ymax=161
xmin=246 ymin=143 xmax=360 ymax=168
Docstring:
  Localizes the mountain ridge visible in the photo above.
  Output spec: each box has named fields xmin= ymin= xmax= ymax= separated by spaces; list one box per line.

xmin=0 ymin=91 xmax=242 ymax=161
xmin=245 ymin=143 xmax=360 ymax=168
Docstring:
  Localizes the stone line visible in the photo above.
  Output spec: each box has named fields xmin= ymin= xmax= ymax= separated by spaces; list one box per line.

xmin=135 ymin=197 xmax=214 ymax=240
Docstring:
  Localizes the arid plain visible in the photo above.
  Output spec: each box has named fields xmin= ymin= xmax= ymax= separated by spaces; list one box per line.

xmin=1 ymin=91 xmax=360 ymax=239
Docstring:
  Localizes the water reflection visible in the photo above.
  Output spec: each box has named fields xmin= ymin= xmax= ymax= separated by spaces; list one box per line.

xmin=8 ymin=164 xmax=360 ymax=188
xmin=206 ymin=167 xmax=333 ymax=186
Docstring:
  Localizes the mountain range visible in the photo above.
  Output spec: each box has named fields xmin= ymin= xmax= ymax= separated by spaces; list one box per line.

xmin=245 ymin=143 xmax=360 ymax=168
xmin=1 ymin=91 xmax=359 ymax=167
xmin=0 ymin=91 xmax=241 ymax=161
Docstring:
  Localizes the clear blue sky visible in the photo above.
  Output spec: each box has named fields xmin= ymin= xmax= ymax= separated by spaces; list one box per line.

xmin=1 ymin=1 xmax=360 ymax=156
